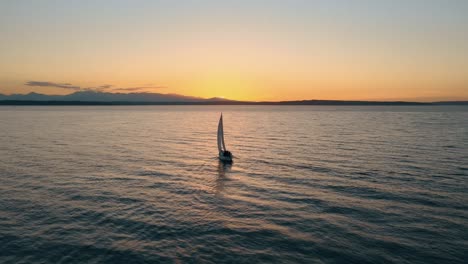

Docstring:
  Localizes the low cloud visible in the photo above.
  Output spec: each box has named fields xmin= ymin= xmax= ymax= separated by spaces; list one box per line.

xmin=112 ymin=87 xmax=146 ymax=92
xmin=25 ymin=81 xmax=166 ymax=93
xmin=25 ymin=81 xmax=81 ymax=91
xmin=112 ymin=86 xmax=166 ymax=92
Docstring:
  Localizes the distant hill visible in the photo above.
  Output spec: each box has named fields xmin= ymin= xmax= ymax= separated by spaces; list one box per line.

xmin=0 ymin=91 xmax=467 ymax=105
xmin=0 ymin=91 xmax=221 ymax=102
xmin=257 ymin=100 xmax=431 ymax=105
xmin=433 ymin=101 xmax=468 ymax=105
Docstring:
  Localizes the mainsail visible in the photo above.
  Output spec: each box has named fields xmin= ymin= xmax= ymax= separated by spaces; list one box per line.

xmin=217 ymin=114 xmax=226 ymax=153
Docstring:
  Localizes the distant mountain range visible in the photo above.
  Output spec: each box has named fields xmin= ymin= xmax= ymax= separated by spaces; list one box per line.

xmin=0 ymin=91 xmax=227 ymax=102
xmin=0 ymin=91 xmax=467 ymax=105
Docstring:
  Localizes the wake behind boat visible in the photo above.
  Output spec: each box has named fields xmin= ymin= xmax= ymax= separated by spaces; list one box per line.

xmin=217 ymin=113 xmax=233 ymax=162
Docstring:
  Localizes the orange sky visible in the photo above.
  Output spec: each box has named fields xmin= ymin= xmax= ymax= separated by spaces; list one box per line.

xmin=1 ymin=1 xmax=467 ymax=101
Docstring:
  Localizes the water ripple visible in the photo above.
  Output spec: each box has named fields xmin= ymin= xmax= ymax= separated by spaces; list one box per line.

xmin=0 ymin=105 xmax=467 ymax=263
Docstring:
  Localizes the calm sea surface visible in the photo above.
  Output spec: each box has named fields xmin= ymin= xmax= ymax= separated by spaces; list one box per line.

xmin=0 ymin=105 xmax=467 ymax=264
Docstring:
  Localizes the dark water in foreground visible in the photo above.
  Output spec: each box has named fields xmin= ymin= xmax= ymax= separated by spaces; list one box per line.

xmin=0 ymin=106 xmax=467 ymax=264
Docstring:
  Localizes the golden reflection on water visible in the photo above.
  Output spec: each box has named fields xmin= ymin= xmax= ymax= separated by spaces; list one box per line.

xmin=215 ymin=161 xmax=231 ymax=195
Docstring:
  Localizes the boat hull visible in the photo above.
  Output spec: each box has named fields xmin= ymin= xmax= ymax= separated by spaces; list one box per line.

xmin=219 ymin=153 xmax=233 ymax=162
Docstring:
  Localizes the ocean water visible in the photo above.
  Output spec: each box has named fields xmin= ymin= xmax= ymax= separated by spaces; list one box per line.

xmin=0 ymin=105 xmax=467 ymax=264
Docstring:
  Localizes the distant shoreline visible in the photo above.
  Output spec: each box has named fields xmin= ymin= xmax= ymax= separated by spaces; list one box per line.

xmin=1 ymin=100 xmax=467 ymax=106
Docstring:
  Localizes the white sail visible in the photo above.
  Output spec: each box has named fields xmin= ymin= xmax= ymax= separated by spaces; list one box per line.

xmin=221 ymin=115 xmax=226 ymax=151
xmin=217 ymin=113 xmax=232 ymax=162
xmin=217 ymin=114 xmax=224 ymax=153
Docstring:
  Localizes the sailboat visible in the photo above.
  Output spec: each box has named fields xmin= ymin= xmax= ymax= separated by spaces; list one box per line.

xmin=217 ymin=113 xmax=233 ymax=162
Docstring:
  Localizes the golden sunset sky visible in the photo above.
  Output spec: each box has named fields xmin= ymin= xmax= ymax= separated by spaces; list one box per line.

xmin=1 ymin=0 xmax=467 ymax=101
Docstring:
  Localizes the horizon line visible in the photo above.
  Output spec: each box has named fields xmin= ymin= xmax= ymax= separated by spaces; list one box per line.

xmin=1 ymin=91 xmax=468 ymax=104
